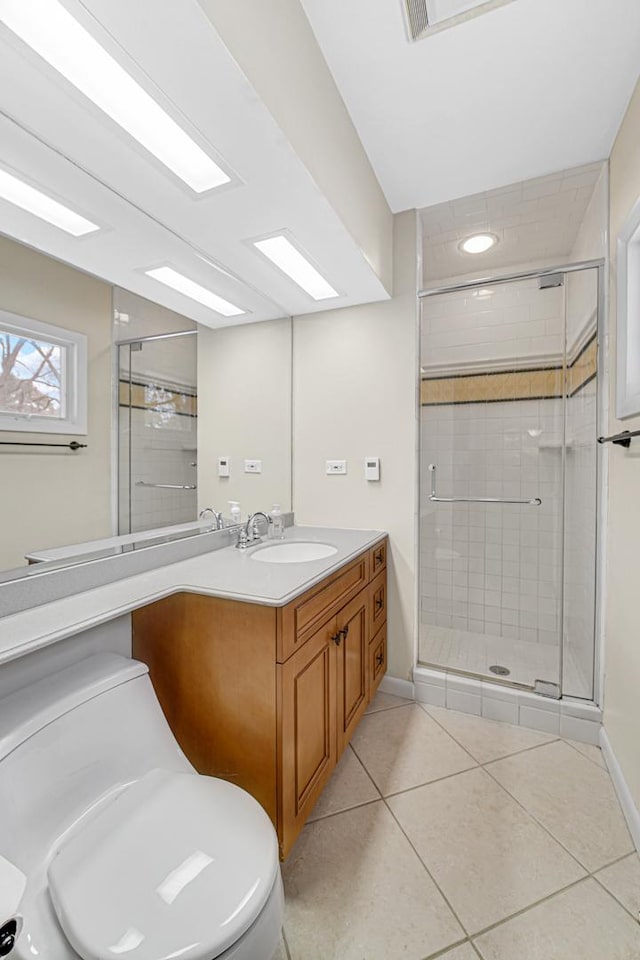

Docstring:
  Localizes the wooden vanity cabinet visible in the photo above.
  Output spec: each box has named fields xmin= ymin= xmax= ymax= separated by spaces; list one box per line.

xmin=132 ymin=536 xmax=387 ymax=858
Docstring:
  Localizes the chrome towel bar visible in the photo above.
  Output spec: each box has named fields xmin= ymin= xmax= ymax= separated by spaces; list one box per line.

xmin=428 ymin=464 xmax=541 ymax=506
xmin=135 ymin=481 xmax=197 ymax=490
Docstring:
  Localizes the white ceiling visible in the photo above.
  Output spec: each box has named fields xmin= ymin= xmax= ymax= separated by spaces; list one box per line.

xmin=0 ymin=0 xmax=389 ymax=329
xmin=300 ymin=0 xmax=640 ymax=212
xmin=421 ymin=160 xmax=603 ymax=283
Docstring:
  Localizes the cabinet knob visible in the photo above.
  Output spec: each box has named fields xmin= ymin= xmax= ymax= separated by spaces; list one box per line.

xmin=375 ymin=595 xmax=384 ymax=611
xmin=333 ymin=625 xmax=349 ymax=645
xmin=375 ymin=549 xmax=384 ymax=565
xmin=376 ymin=652 xmax=384 ymax=666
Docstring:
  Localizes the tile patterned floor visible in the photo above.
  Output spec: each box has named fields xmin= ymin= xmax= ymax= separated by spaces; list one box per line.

xmin=276 ymin=692 xmax=639 ymax=960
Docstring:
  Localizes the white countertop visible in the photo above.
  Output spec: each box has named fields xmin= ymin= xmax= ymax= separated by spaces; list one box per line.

xmin=0 ymin=526 xmax=385 ymax=666
xmin=25 ymin=519 xmax=214 ymax=562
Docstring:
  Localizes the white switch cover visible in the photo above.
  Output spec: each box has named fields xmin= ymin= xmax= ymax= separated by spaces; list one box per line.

xmin=218 ymin=456 xmax=230 ymax=478
xmin=244 ymin=459 xmax=262 ymax=474
xmin=326 ymin=460 xmax=347 ymax=475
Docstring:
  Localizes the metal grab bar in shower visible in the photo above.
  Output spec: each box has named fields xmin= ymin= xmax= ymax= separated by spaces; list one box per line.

xmin=135 ymin=481 xmax=197 ymax=490
xmin=427 ymin=464 xmax=541 ymax=506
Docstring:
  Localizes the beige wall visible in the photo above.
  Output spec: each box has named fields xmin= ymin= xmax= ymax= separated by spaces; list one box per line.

xmin=196 ymin=0 xmax=393 ymax=294
xmin=197 ymin=318 xmax=292 ymax=516
xmin=0 ymin=237 xmax=112 ymax=570
xmin=603 ymin=76 xmax=640 ymax=810
xmin=293 ymin=211 xmax=418 ymax=680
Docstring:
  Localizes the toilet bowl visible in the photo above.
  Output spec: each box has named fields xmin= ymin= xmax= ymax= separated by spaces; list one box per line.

xmin=0 ymin=654 xmax=283 ymax=960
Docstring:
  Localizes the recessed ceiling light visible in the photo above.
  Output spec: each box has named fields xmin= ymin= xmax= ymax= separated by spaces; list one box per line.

xmin=253 ymin=235 xmax=339 ymax=301
xmin=0 ymin=0 xmax=230 ymax=194
xmin=459 ymin=233 xmax=498 ymax=255
xmin=0 ymin=167 xmax=99 ymax=236
xmin=145 ymin=267 xmax=245 ymax=318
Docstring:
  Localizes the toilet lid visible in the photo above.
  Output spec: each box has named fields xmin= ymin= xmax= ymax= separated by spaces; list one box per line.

xmin=48 ymin=769 xmax=279 ymax=960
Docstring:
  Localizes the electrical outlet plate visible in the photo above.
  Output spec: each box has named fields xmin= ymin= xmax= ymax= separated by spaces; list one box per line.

xmin=244 ymin=459 xmax=262 ymax=474
xmin=326 ymin=460 xmax=347 ymax=475
xmin=218 ymin=456 xmax=230 ymax=477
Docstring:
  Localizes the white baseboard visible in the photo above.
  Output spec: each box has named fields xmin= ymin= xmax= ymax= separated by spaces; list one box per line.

xmin=600 ymin=727 xmax=640 ymax=852
xmin=379 ymin=675 xmax=415 ymax=699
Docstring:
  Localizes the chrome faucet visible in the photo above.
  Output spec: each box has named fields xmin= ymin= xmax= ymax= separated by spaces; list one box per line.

xmin=198 ymin=507 xmax=224 ymax=531
xmin=236 ymin=511 xmax=271 ymax=550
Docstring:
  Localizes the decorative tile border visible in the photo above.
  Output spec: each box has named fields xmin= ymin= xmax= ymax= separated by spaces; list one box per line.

xmin=421 ymin=334 xmax=597 ymax=406
xmin=119 ymin=378 xmax=198 ymax=418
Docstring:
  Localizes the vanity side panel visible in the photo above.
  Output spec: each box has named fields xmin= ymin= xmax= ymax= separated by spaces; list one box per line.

xmin=132 ymin=593 xmax=278 ymax=823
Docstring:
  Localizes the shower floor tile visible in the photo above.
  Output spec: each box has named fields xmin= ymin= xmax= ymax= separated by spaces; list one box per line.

xmin=279 ymin=695 xmax=639 ymax=960
xmin=419 ymin=622 xmax=587 ymax=693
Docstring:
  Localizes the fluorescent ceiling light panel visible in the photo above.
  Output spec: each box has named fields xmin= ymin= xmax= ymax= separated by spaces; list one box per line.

xmin=254 ymin=236 xmax=339 ymax=300
xmin=145 ymin=267 xmax=245 ymax=317
xmin=0 ymin=167 xmax=99 ymax=236
xmin=0 ymin=0 xmax=230 ymax=193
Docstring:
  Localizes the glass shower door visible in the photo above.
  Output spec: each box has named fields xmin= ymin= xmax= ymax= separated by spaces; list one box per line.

xmin=118 ymin=332 xmax=198 ymax=534
xmin=419 ymin=274 xmax=569 ymax=692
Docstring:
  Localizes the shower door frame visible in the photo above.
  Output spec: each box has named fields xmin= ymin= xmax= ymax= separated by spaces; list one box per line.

xmin=416 ymin=257 xmax=605 ymax=704
xmin=115 ymin=329 xmax=198 ymax=537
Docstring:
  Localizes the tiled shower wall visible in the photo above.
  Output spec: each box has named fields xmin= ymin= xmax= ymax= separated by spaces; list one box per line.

xmin=420 ymin=399 xmax=564 ymax=648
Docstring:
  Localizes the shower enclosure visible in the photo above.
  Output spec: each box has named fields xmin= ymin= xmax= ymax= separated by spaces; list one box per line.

xmin=117 ymin=330 xmax=198 ymax=534
xmin=418 ymin=264 xmax=601 ymax=701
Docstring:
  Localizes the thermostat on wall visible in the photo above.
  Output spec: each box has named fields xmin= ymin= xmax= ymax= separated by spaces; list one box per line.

xmin=364 ymin=457 xmax=380 ymax=481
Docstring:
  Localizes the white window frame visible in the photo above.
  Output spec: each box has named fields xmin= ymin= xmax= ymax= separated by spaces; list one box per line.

xmin=616 ymin=195 xmax=640 ymax=419
xmin=0 ymin=310 xmax=87 ymax=435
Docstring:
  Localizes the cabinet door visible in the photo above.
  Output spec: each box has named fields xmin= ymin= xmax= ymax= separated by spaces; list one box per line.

xmin=335 ymin=590 xmax=369 ymax=756
xmin=278 ymin=617 xmax=337 ymax=858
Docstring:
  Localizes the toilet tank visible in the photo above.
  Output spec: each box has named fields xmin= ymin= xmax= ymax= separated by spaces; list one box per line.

xmin=0 ymin=654 xmax=193 ymax=873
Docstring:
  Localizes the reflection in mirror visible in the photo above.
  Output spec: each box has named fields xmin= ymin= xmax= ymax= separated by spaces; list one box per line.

xmin=0 ymin=237 xmax=293 ymax=580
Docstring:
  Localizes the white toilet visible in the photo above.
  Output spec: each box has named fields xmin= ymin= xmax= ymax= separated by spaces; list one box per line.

xmin=0 ymin=653 xmax=283 ymax=960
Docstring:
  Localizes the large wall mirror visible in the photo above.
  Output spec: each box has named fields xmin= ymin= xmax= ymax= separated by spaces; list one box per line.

xmin=0 ymin=234 xmax=292 ymax=579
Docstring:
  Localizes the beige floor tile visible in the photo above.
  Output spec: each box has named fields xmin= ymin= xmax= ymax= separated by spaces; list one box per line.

xmin=596 ymin=853 xmax=640 ymax=918
xmin=423 ymin=704 xmax=557 ymax=764
xmin=388 ymin=767 xmax=585 ymax=934
xmin=271 ymin=938 xmax=289 ymax=960
xmin=487 ymin=740 xmax=633 ymax=871
xmin=365 ymin=690 xmax=414 ymax=713
xmin=351 ymin=704 xmax=476 ymax=796
xmin=283 ymin=801 xmax=464 ymax=960
xmin=307 ymin=745 xmax=379 ymax=822
xmin=474 ymin=878 xmax=640 ymax=959
xmin=438 ymin=944 xmax=478 ymax=960
xmin=564 ymin=738 xmax=607 ymax=769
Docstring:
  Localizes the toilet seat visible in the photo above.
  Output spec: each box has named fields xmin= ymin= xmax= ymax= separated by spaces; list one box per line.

xmin=47 ymin=768 xmax=280 ymax=960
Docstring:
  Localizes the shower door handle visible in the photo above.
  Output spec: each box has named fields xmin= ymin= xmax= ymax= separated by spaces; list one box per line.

xmin=427 ymin=464 xmax=541 ymax=506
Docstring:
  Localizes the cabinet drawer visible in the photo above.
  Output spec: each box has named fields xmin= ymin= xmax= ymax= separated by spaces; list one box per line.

xmin=277 ymin=552 xmax=370 ymax=662
xmin=369 ymin=570 xmax=387 ymax=634
xmin=369 ymin=622 xmax=387 ymax=694
xmin=370 ymin=539 xmax=387 ymax=576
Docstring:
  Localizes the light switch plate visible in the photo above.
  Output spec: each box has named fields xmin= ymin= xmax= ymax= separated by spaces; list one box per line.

xmin=218 ymin=456 xmax=230 ymax=477
xmin=244 ymin=459 xmax=262 ymax=474
xmin=326 ymin=460 xmax=347 ymax=475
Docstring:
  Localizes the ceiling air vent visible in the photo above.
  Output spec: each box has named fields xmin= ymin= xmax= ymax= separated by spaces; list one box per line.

xmin=403 ymin=0 xmax=516 ymax=42
xmin=404 ymin=0 xmax=429 ymax=41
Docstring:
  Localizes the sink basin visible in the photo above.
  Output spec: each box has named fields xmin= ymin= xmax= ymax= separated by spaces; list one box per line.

xmin=250 ymin=541 xmax=338 ymax=564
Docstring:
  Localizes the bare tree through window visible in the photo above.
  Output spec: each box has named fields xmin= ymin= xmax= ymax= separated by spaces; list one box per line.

xmin=0 ymin=331 xmax=63 ymax=418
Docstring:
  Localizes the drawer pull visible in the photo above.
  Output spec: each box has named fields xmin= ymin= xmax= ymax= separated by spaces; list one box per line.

xmin=374 ymin=549 xmax=384 ymax=566
xmin=375 ymin=595 xmax=384 ymax=611
xmin=376 ymin=652 xmax=384 ymax=666
xmin=332 ymin=625 xmax=349 ymax=646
